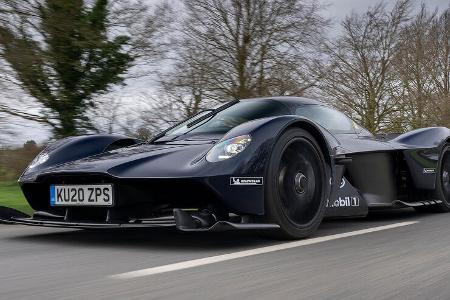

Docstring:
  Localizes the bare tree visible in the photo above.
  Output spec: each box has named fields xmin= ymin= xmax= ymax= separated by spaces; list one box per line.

xmin=392 ymin=5 xmax=450 ymax=129
xmin=320 ymin=0 xmax=411 ymax=133
xmin=428 ymin=6 xmax=450 ymax=127
xmin=167 ymin=0 xmax=327 ymax=101
xmin=159 ymin=47 xmax=217 ymax=119
xmin=393 ymin=4 xmax=437 ymax=129
xmin=131 ymin=91 xmax=181 ymax=136
xmin=90 ymin=94 xmax=125 ymax=134
xmin=146 ymin=0 xmax=329 ymax=133
xmin=108 ymin=0 xmax=173 ymax=77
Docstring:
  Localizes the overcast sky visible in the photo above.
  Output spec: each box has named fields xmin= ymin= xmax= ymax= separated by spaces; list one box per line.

xmin=325 ymin=0 xmax=448 ymax=19
xmin=4 ymin=0 xmax=450 ymax=146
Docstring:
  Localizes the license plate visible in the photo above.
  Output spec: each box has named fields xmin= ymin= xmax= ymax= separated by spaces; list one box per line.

xmin=50 ymin=184 xmax=114 ymax=207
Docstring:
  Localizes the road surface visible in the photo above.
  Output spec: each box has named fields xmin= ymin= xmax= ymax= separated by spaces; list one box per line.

xmin=1 ymin=209 xmax=450 ymax=300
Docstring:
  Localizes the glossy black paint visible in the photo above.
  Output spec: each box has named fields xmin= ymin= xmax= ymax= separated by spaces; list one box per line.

xmin=17 ymin=97 xmax=450 ymax=224
xmin=20 ymin=134 xmax=138 ymax=181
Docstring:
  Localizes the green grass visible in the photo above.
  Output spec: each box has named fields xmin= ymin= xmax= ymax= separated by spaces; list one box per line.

xmin=0 ymin=181 xmax=33 ymax=215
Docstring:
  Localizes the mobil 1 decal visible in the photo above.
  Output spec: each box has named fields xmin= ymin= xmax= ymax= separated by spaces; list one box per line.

xmin=328 ymin=196 xmax=360 ymax=208
xmin=326 ymin=177 xmax=360 ymax=207
xmin=325 ymin=177 xmax=368 ymax=218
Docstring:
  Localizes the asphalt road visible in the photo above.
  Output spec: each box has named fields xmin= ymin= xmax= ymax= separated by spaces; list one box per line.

xmin=1 ymin=209 xmax=450 ymax=300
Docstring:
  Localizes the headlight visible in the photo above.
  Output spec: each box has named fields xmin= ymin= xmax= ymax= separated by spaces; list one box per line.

xmin=206 ymin=135 xmax=252 ymax=162
xmin=28 ymin=152 xmax=49 ymax=169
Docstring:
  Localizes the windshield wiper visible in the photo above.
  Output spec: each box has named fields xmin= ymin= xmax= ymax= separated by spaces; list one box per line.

xmin=149 ymin=100 xmax=240 ymax=143
xmin=148 ymin=110 xmax=215 ymax=143
xmin=186 ymin=100 xmax=239 ymax=128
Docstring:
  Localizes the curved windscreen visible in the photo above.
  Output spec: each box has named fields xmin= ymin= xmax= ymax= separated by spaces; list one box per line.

xmin=295 ymin=105 xmax=357 ymax=134
xmin=165 ymin=100 xmax=288 ymax=136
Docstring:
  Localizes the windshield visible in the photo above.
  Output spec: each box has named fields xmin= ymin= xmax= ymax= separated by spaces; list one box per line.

xmin=165 ymin=99 xmax=289 ymax=137
xmin=295 ymin=105 xmax=356 ymax=134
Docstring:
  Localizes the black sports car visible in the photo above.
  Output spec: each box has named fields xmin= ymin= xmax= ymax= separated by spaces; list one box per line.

xmin=3 ymin=97 xmax=450 ymax=238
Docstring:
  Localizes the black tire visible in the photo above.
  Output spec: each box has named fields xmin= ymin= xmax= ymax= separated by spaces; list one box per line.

xmin=432 ymin=145 xmax=450 ymax=212
xmin=415 ymin=145 xmax=450 ymax=213
xmin=264 ymin=128 xmax=329 ymax=239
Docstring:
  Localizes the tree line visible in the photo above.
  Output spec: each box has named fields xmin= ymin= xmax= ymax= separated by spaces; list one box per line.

xmin=0 ymin=141 xmax=42 ymax=180
xmin=0 ymin=0 xmax=449 ymax=141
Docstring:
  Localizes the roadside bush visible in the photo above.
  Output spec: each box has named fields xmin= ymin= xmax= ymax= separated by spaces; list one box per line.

xmin=0 ymin=141 xmax=43 ymax=181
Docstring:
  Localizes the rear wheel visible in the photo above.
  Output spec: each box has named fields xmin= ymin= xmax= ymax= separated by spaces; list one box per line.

xmin=415 ymin=145 xmax=450 ymax=213
xmin=264 ymin=128 xmax=328 ymax=239
xmin=434 ymin=145 xmax=450 ymax=212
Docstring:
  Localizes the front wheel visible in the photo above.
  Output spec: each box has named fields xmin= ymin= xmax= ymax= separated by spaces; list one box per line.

xmin=265 ymin=128 xmax=329 ymax=239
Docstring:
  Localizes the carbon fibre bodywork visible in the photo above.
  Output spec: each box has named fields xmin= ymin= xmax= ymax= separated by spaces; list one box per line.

xmin=8 ymin=97 xmax=450 ymax=229
xmin=333 ymin=127 xmax=450 ymax=211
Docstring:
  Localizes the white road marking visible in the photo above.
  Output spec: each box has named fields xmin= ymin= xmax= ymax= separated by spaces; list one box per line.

xmin=111 ymin=221 xmax=418 ymax=279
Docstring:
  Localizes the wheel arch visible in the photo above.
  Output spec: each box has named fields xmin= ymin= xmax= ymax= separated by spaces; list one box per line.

xmin=277 ymin=120 xmax=335 ymax=202
xmin=281 ymin=120 xmax=333 ymax=170
xmin=444 ymin=137 xmax=450 ymax=148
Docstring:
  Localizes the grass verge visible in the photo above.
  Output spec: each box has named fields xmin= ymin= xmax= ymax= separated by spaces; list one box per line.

xmin=0 ymin=181 xmax=33 ymax=215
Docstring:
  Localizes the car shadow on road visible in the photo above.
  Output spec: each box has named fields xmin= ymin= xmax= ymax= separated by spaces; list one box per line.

xmin=6 ymin=226 xmax=281 ymax=251
xmin=318 ymin=207 xmax=423 ymax=235
xmin=5 ymin=208 xmax=427 ymax=251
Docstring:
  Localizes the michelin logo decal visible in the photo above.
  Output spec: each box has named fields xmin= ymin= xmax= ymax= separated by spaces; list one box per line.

xmin=230 ymin=177 xmax=263 ymax=185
